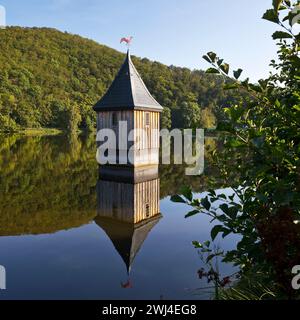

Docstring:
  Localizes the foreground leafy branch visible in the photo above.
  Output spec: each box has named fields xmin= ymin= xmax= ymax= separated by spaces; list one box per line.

xmin=172 ymin=0 xmax=300 ymax=299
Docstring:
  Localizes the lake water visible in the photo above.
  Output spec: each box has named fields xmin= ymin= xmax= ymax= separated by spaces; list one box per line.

xmin=0 ymin=134 xmax=238 ymax=300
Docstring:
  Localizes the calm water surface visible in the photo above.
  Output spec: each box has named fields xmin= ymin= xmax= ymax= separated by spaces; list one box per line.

xmin=0 ymin=134 xmax=238 ymax=300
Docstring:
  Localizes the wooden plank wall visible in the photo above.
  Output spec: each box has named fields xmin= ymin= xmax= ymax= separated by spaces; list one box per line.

xmin=134 ymin=111 xmax=160 ymax=150
xmin=97 ymin=179 xmax=160 ymax=224
xmin=97 ymin=111 xmax=160 ymax=150
xmin=97 ymin=180 xmax=134 ymax=223
xmin=97 ymin=111 xmax=133 ymax=133
xmin=134 ymin=178 xmax=160 ymax=223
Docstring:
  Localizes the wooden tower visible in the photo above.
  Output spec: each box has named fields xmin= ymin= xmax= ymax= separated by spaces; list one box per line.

xmin=93 ymin=50 xmax=162 ymax=169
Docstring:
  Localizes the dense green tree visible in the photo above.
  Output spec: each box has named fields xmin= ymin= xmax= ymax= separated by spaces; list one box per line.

xmin=66 ymin=103 xmax=82 ymax=134
xmin=161 ymin=107 xmax=172 ymax=129
xmin=200 ymin=106 xmax=217 ymax=129
xmin=182 ymin=101 xmax=201 ymax=129
xmin=0 ymin=114 xmax=18 ymax=132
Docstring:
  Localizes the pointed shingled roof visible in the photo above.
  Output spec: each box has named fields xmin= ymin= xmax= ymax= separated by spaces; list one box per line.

xmin=94 ymin=214 xmax=162 ymax=274
xmin=93 ymin=50 xmax=163 ymax=112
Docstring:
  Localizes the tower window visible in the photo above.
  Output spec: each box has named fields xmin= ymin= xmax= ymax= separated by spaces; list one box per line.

xmin=145 ymin=203 xmax=150 ymax=217
xmin=145 ymin=112 xmax=150 ymax=126
xmin=112 ymin=112 xmax=118 ymax=126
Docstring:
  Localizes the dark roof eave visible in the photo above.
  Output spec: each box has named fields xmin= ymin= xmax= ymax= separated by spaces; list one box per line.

xmin=93 ymin=104 xmax=163 ymax=112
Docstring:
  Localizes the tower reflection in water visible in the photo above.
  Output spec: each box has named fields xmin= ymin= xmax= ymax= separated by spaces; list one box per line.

xmin=95 ymin=165 xmax=162 ymax=282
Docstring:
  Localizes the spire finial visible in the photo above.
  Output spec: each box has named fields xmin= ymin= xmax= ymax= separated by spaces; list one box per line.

xmin=120 ymin=36 xmax=133 ymax=50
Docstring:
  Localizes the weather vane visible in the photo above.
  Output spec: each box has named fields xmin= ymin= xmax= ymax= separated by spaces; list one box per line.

xmin=120 ymin=36 xmax=133 ymax=49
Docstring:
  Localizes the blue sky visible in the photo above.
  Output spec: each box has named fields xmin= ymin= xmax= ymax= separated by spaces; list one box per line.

xmin=1 ymin=0 xmax=278 ymax=81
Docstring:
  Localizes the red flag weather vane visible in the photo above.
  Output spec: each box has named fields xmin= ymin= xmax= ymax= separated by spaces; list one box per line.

xmin=120 ymin=36 xmax=133 ymax=48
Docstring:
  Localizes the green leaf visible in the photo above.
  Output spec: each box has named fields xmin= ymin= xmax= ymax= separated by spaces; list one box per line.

xmin=283 ymin=14 xmax=290 ymax=22
xmin=203 ymin=240 xmax=211 ymax=247
xmin=262 ymin=9 xmax=279 ymax=24
xmin=206 ymin=68 xmax=220 ymax=74
xmin=220 ymin=63 xmax=229 ymax=75
xmin=208 ymin=189 xmax=216 ymax=197
xmin=273 ymin=0 xmax=283 ymax=12
xmin=229 ymin=207 xmax=239 ymax=219
xmin=289 ymin=10 xmax=300 ymax=26
xmin=220 ymin=205 xmax=239 ymax=219
xmin=233 ymin=68 xmax=243 ymax=80
xmin=217 ymin=59 xmax=224 ymax=66
xmin=272 ymin=31 xmax=293 ymax=39
xmin=170 ymin=195 xmax=186 ymax=203
xmin=293 ymin=105 xmax=300 ymax=111
xmin=185 ymin=209 xmax=199 ymax=218
xmin=211 ymin=225 xmax=225 ymax=240
xmin=258 ymin=79 xmax=268 ymax=89
xmin=226 ymin=138 xmax=245 ymax=148
xmin=220 ymin=203 xmax=231 ymax=216
xmin=201 ymin=197 xmax=211 ymax=211
xmin=229 ymin=194 xmax=235 ymax=201
xmin=222 ymin=228 xmax=232 ymax=238
xmin=202 ymin=55 xmax=211 ymax=63
xmin=207 ymin=51 xmax=217 ymax=63
xmin=180 ymin=185 xmax=193 ymax=201
xmin=192 ymin=241 xmax=202 ymax=248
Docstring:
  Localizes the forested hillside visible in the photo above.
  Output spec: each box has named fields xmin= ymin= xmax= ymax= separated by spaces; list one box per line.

xmin=0 ymin=27 xmax=242 ymax=132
